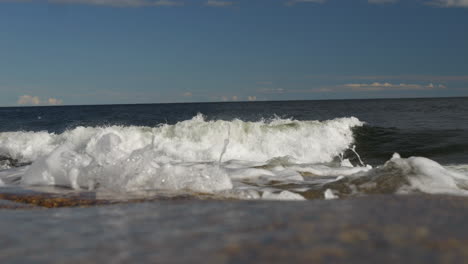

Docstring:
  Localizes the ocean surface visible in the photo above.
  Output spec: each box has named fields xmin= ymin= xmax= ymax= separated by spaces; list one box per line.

xmin=1 ymin=97 xmax=468 ymax=200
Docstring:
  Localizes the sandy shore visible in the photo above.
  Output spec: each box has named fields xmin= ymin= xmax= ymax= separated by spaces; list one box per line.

xmin=1 ymin=194 xmax=468 ymax=263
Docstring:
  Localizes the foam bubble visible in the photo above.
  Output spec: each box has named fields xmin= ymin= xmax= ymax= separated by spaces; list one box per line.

xmin=262 ymin=190 xmax=305 ymax=200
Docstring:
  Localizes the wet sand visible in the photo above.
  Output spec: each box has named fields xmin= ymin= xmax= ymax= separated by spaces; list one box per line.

xmin=1 ymin=193 xmax=468 ymax=263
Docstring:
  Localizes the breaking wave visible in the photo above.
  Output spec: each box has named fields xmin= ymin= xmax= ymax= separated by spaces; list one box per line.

xmin=1 ymin=114 xmax=468 ymax=200
xmin=0 ymin=114 xmax=362 ymax=165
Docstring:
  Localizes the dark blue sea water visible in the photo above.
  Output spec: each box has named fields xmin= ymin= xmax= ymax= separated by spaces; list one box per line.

xmin=1 ymin=97 xmax=468 ymax=199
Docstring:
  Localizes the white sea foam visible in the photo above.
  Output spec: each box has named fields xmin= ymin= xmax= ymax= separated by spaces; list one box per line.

xmin=0 ymin=166 xmax=28 ymax=185
xmin=446 ymin=164 xmax=468 ymax=174
xmin=0 ymin=162 xmax=11 ymax=170
xmin=384 ymin=153 xmax=468 ymax=195
xmin=6 ymin=114 xmax=467 ymax=199
xmin=0 ymin=131 xmax=58 ymax=162
xmin=262 ymin=190 xmax=305 ymax=200
xmin=0 ymin=114 xmax=363 ymax=164
xmin=324 ymin=189 xmax=338 ymax=200
xmin=290 ymin=164 xmax=371 ymax=177
xmin=0 ymin=114 xmax=363 ymax=194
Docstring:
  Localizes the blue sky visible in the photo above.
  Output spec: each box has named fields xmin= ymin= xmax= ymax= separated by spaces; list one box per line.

xmin=0 ymin=0 xmax=467 ymax=106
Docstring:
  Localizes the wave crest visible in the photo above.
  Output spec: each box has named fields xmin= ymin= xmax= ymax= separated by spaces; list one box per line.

xmin=0 ymin=114 xmax=363 ymax=193
xmin=0 ymin=114 xmax=363 ymax=164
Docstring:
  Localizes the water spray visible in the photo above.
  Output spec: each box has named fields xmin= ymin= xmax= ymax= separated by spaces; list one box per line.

xmin=218 ymin=125 xmax=231 ymax=164
xmin=350 ymin=145 xmax=365 ymax=167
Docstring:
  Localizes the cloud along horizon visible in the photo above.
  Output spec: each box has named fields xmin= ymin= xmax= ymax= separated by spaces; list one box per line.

xmin=428 ymin=0 xmax=468 ymax=7
xmin=17 ymin=95 xmax=64 ymax=106
xmin=342 ymin=82 xmax=447 ymax=92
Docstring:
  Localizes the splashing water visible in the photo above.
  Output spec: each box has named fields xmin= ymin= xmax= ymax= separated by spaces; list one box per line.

xmin=1 ymin=114 xmax=468 ymax=200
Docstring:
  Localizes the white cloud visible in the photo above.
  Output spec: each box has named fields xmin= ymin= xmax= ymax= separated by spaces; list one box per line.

xmin=18 ymin=95 xmax=41 ymax=105
xmin=17 ymin=95 xmax=63 ymax=106
xmin=47 ymin=97 xmax=64 ymax=105
xmin=204 ymin=0 xmax=235 ymax=7
xmin=3 ymin=0 xmax=468 ymax=8
xmin=285 ymin=0 xmax=325 ymax=6
xmin=427 ymin=0 xmax=468 ymax=7
xmin=182 ymin=91 xmax=192 ymax=97
xmin=0 ymin=0 xmax=31 ymax=2
xmin=48 ymin=0 xmax=183 ymax=7
xmin=368 ymin=0 xmax=398 ymax=4
xmin=343 ymin=82 xmax=446 ymax=91
xmin=217 ymin=95 xmax=239 ymax=101
xmin=346 ymin=75 xmax=468 ymax=81
xmin=247 ymin=96 xmax=256 ymax=101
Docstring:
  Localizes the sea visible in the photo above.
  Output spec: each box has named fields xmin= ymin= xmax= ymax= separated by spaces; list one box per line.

xmin=1 ymin=97 xmax=468 ymax=200
xmin=2 ymin=97 xmax=468 ymax=263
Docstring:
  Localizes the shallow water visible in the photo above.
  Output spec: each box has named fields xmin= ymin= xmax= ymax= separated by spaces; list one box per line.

xmin=3 ymin=195 xmax=468 ymax=263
